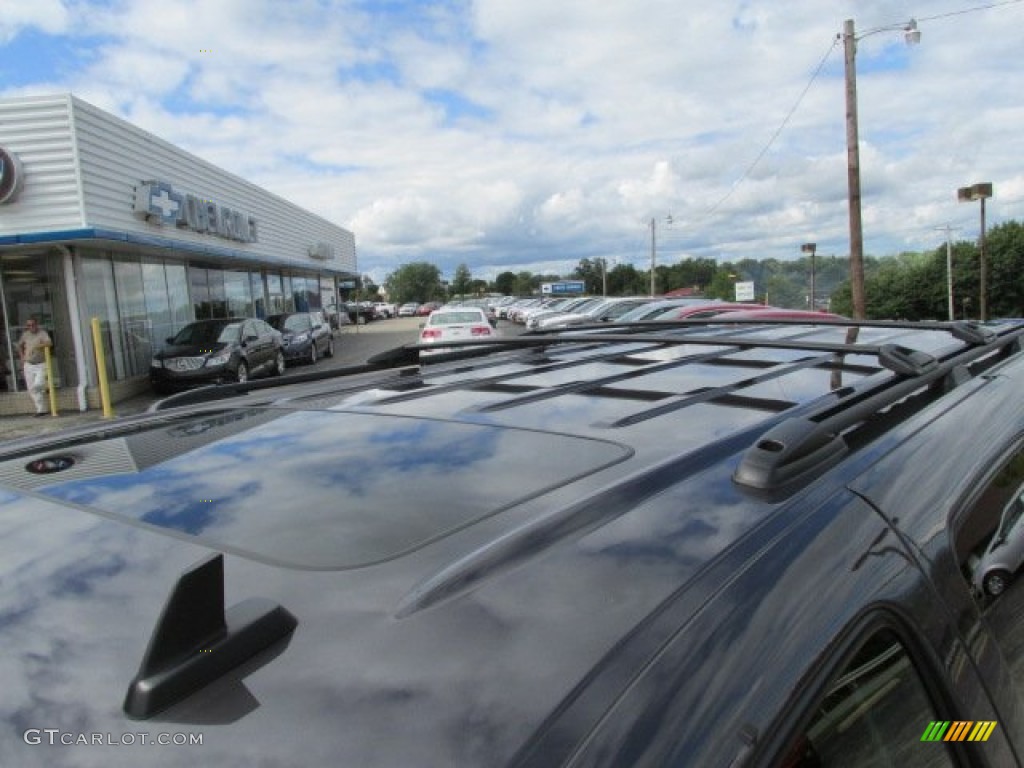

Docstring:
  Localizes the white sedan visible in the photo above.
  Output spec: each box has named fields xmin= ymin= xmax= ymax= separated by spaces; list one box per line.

xmin=418 ymin=307 xmax=498 ymax=358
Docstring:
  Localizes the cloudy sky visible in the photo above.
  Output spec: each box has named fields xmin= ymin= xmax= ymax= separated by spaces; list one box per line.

xmin=2 ymin=0 xmax=1022 ymax=285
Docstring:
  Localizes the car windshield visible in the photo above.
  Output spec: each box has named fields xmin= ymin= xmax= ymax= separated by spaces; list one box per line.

xmin=429 ymin=311 xmax=486 ymax=325
xmin=171 ymin=321 xmax=240 ymax=345
xmin=268 ymin=314 xmax=309 ymax=333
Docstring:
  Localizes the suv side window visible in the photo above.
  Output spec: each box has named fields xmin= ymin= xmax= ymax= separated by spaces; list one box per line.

xmin=778 ymin=629 xmax=955 ymax=767
xmin=952 ymin=443 xmax=1024 ymax=688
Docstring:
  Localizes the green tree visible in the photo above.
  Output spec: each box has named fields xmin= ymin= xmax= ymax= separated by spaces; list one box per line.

xmin=493 ymin=271 xmax=517 ymax=296
xmin=355 ymin=275 xmax=379 ymax=301
xmin=384 ymin=262 xmax=444 ymax=304
xmin=513 ymin=271 xmax=535 ymax=296
xmin=452 ymin=263 xmax=472 ymax=299
xmin=608 ymin=264 xmax=644 ymax=295
xmin=572 ymin=258 xmax=603 ymax=295
xmin=707 ymin=263 xmax=741 ymax=301
xmin=983 ymin=220 xmax=1024 ymax=318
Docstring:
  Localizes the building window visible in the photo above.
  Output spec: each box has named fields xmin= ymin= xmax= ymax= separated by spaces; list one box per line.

xmin=189 ymin=265 xmax=211 ymax=319
xmin=112 ymin=258 xmax=150 ymax=377
xmin=224 ymin=270 xmax=253 ymax=318
xmin=250 ymin=271 xmax=266 ymax=318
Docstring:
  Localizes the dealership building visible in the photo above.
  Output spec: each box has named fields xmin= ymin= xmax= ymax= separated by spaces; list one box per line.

xmin=0 ymin=94 xmax=357 ymax=414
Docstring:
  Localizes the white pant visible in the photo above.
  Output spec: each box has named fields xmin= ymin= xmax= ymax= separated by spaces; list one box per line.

xmin=23 ymin=361 xmax=48 ymax=414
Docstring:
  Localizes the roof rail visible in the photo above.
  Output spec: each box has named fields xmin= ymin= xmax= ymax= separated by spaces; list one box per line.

xmin=733 ymin=325 xmax=1024 ymax=492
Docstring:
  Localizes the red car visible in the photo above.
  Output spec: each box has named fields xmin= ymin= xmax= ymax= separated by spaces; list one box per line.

xmin=652 ymin=302 xmax=771 ymax=320
xmin=717 ymin=308 xmax=844 ymax=321
xmin=654 ymin=303 xmax=843 ymax=322
xmin=416 ymin=301 xmax=442 ymax=316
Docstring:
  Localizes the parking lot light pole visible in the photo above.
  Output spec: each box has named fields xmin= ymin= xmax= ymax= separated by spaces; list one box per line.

xmin=801 ymin=243 xmax=817 ymax=310
xmin=843 ymin=18 xmax=920 ymax=320
xmin=957 ymin=182 xmax=993 ymax=321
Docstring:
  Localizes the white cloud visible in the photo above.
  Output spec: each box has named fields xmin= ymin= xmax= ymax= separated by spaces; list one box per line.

xmin=1 ymin=0 xmax=1022 ymax=281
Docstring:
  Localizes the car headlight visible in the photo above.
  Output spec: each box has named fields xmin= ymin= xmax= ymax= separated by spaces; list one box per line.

xmin=206 ymin=351 xmax=231 ymax=366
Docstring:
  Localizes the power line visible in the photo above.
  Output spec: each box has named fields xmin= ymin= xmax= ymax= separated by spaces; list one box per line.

xmin=701 ymin=37 xmax=840 ymax=219
xmin=657 ymin=0 xmax=1023 ymax=266
xmin=917 ymin=0 xmax=1023 ymax=24
xmin=694 ymin=0 xmax=1022 ymax=225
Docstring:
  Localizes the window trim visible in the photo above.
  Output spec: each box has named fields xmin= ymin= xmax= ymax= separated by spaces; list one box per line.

xmin=756 ymin=608 xmax=970 ymax=767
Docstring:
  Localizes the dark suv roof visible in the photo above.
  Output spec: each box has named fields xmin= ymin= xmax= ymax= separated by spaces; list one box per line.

xmin=2 ymin=318 xmax=1024 ymax=766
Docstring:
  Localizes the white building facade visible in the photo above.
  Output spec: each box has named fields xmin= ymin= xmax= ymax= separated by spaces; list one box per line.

xmin=0 ymin=94 xmax=357 ymax=412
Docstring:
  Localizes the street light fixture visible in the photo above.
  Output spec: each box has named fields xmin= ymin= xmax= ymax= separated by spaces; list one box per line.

xmin=957 ymin=182 xmax=993 ymax=321
xmin=843 ymin=18 xmax=920 ymax=320
xmin=801 ymin=243 xmax=817 ymax=310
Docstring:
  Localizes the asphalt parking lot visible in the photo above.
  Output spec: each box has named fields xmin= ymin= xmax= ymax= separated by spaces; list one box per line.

xmin=0 ymin=316 xmax=432 ymax=442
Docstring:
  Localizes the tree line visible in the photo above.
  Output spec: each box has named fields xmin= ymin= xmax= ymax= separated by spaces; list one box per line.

xmin=372 ymin=220 xmax=1024 ymax=320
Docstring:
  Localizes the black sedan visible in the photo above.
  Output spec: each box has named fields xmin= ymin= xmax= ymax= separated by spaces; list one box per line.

xmin=149 ymin=317 xmax=285 ymax=393
xmin=267 ymin=311 xmax=334 ymax=364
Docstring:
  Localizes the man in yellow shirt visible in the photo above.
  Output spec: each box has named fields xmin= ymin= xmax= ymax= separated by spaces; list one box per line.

xmin=18 ymin=317 xmax=52 ymax=416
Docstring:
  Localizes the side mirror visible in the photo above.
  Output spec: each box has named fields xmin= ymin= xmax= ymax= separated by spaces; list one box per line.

xmin=165 ymin=337 xmax=175 ymax=345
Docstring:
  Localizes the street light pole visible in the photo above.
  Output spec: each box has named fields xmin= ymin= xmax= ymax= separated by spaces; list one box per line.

xmin=958 ymin=182 xmax=994 ymax=321
xmin=801 ymin=243 xmax=817 ymax=310
xmin=843 ymin=17 xmax=920 ymax=321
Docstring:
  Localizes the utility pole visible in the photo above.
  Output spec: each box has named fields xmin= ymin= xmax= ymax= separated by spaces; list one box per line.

xmin=843 ymin=17 xmax=920 ymax=321
xmin=649 ymin=217 xmax=656 ymax=297
xmin=843 ymin=19 xmax=866 ymax=320
xmin=935 ymin=224 xmax=959 ymax=321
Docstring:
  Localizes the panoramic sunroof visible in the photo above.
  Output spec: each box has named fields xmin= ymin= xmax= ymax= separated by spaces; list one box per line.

xmin=33 ymin=409 xmax=632 ymax=569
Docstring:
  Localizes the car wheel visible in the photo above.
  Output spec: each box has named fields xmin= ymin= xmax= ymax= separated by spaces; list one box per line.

xmin=984 ymin=569 xmax=1013 ymax=597
xmin=235 ymin=361 xmax=249 ymax=384
xmin=273 ymin=351 xmax=286 ymax=376
xmin=308 ymin=342 xmax=318 ymax=365
xmin=325 ymin=337 xmax=334 ymax=358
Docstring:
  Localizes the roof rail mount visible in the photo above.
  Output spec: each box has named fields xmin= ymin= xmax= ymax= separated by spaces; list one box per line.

xmin=950 ymin=321 xmax=996 ymax=346
xmin=878 ymin=345 xmax=937 ymax=377
xmin=732 ymin=417 xmax=847 ymax=491
xmin=123 ymin=553 xmax=297 ymax=719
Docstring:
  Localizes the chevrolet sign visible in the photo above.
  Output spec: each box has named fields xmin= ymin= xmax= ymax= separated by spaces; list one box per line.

xmin=134 ymin=180 xmax=258 ymax=243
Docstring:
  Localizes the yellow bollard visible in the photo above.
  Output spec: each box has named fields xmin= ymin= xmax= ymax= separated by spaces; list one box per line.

xmin=90 ymin=317 xmax=114 ymax=418
xmin=43 ymin=345 xmax=58 ymax=417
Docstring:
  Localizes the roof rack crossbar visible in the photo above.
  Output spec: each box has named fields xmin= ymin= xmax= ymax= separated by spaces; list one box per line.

xmin=469 ymin=341 xmax=796 ymax=414
xmin=376 ymin=323 xmax=779 ymax=406
xmin=599 ymin=351 xmax=846 ymax=429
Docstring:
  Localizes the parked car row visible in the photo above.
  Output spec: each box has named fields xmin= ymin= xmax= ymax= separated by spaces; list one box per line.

xmin=149 ymin=311 xmax=337 ymax=394
xmin=496 ymin=295 xmax=843 ymax=329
